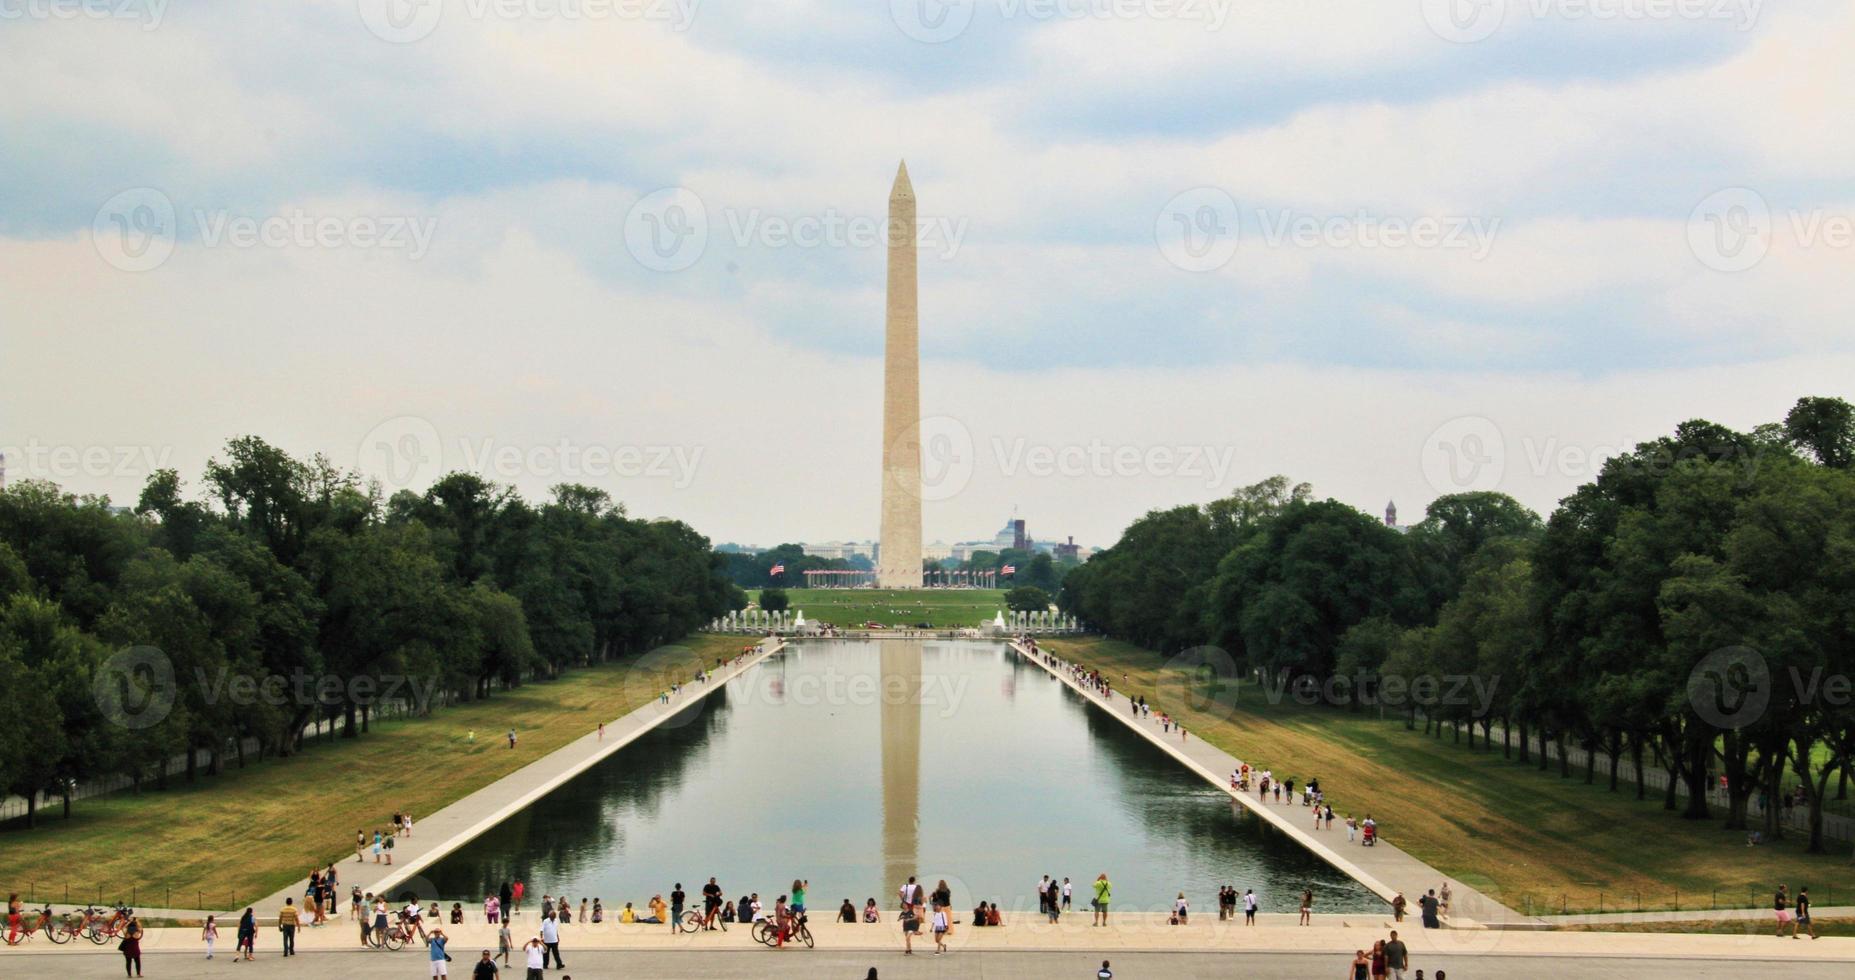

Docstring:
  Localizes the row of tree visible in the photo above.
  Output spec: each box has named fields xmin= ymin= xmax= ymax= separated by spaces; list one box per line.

xmin=1060 ymin=397 xmax=1855 ymax=854
xmin=0 ymin=437 xmax=741 ymax=826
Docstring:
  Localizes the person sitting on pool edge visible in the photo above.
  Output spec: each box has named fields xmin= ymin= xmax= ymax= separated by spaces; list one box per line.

xmin=839 ymin=900 xmax=857 ymax=923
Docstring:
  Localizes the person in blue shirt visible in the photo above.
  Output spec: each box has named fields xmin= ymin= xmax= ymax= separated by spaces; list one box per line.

xmin=428 ymin=927 xmax=451 ymax=977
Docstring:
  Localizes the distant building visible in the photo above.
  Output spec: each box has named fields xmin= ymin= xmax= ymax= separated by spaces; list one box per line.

xmin=1054 ymin=535 xmax=1081 ymax=561
xmin=802 ymin=540 xmax=876 ymax=561
xmin=1384 ymin=500 xmax=1410 ymax=534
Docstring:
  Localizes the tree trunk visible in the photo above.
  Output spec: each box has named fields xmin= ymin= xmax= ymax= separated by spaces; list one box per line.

xmin=1517 ymin=720 xmax=1530 ymax=764
xmin=1630 ymin=734 xmax=1646 ymax=801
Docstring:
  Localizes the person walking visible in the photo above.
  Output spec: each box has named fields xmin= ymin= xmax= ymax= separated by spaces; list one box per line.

xmin=522 ymin=936 xmax=546 ymax=980
xmin=1348 ymin=948 xmax=1370 ymax=980
xmin=1091 ymin=873 xmax=1112 ymax=927
xmin=278 ymin=897 xmax=300 ymax=956
xmin=1391 ymin=892 xmax=1406 ymax=924
xmin=539 ymin=911 xmax=564 ymax=968
xmin=1795 ymin=887 xmax=1819 ymax=940
xmin=1419 ymin=890 xmax=1440 ymax=929
xmin=472 ymin=949 xmax=500 ymax=980
xmin=237 ymin=907 xmax=257 ymax=960
xmin=497 ymin=918 xmax=513 ymax=965
xmin=356 ymin=829 xmax=367 ymax=862
xmin=499 ymin=882 xmax=514 ymax=922
xmin=202 ymin=914 xmax=219 ymax=959
xmin=931 ymin=905 xmax=949 ymax=954
xmin=119 ymin=914 xmax=144 ymax=978
xmin=1384 ymin=929 xmax=1410 ymax=980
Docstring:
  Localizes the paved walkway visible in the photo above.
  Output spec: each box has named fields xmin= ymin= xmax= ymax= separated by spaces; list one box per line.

xmin=8 ymin=915 xmax=1852 ymax=960
xmin=250 ymin=638 xmax=788 ymax=917
xmin=1008 ymin=640 xmax=1527 ymax=926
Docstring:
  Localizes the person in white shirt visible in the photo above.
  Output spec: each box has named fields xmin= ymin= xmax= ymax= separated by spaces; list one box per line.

xmin=1036 ymin=876 xmax=1051 ymax=913
xmin=1243 ymin=889 xmax=1258 ymax=926
xmin=403 ymin=901 xmax=427 ymax=940
xmin=522 ymin=937 xmax=546 ymax=980
xmin=1061 ymin=878 xmax=1073 ymax=910
xmin=538 ymin=914 xmax=563 ymax=969
xmin=931 ymin=908 xmax=949 ymax=953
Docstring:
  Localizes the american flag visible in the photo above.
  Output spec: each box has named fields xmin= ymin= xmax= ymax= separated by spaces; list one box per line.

xmin=1001 ymin=564 xmax=1016 ymax=575
xmin=769 ymin=564 xmax=785 ymax=576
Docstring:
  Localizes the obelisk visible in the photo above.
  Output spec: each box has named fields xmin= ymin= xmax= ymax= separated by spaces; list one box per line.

xmin=878 ymin=161 xmax=923 ymax=589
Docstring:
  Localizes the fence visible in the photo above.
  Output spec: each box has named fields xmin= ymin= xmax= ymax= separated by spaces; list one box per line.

xmin=1519 ymin=883 xmax=1842 ymax=917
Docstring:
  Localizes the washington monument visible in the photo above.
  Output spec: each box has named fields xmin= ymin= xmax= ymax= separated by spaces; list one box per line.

xmin=878 ymin=161 xmax=923 ymax=588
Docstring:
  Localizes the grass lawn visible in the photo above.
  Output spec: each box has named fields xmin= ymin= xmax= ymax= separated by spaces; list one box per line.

xmin=1043 ymin=637 xmax=1855 ymax=915
xmin=0 ymin=635 xmax=741 ymax=910
xmin=747 ymin=588 xmax=1007 ymax=630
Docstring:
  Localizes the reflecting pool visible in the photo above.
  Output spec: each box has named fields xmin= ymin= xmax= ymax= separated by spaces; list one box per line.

xmin=422 ymin=639 xmax=1378 ymax=912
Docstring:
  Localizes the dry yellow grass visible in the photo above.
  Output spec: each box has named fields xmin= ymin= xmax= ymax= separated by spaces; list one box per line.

xmin=1045 ymin=637 xmax=1855 ymax=914
xmin=0 ymin=636 xmax=742 ymax=909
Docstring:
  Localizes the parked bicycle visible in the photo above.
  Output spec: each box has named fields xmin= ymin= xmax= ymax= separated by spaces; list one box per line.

xmin=85 ymin=905 xmax=133 ymax=945
xmin=3 ymin=905 xmax=79 ymax=945
xmin=678 ymin=908 xmax=727 ymax=933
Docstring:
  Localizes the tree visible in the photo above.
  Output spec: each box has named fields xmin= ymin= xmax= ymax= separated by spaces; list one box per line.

xmin=1005 ymin=586 xmax=1051 ymax=613
xmin=1783 ymin=395 xmax=1855 ymax=469
xmin=760 ymin=588 xmax=790 ymax=612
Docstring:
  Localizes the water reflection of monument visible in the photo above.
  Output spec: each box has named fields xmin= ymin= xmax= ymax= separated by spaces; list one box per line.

xmin=880 ymin=641 xmax=921 ymax=892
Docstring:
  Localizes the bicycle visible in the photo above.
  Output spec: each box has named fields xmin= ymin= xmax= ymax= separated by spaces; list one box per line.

xmin=679 ymin=907 xmax=728 ymax=933
xmin=85 ymin=905 xmax=132 ymax=945
xmin=368 ymin=921 xmax=413 ymax=951
xmin=4 ymin=906 xmax=75 ymax=946
xmin=753 ymin=914 xmax=813 ymax=949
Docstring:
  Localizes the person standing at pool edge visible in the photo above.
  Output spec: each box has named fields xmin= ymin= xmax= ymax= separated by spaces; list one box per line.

xmin=1092 ymin=873 xmax=1112 ymax=926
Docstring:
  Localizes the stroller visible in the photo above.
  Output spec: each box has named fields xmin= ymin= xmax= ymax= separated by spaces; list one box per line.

xmin=1361 ymin=823 xmax=1378 ymax=846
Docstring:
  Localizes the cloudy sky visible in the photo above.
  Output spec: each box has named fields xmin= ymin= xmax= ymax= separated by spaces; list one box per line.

xmin=4 ymin=0 xmax=1852 ymax=548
